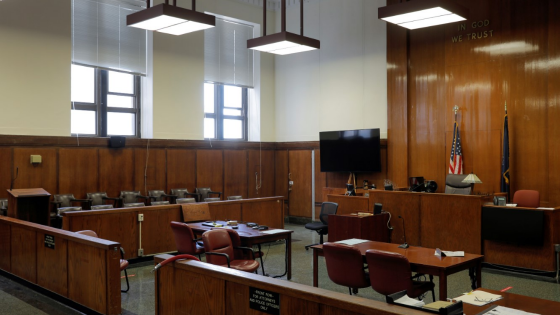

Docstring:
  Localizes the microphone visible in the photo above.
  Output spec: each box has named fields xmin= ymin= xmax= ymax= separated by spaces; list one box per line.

xmin=398 ymin=215 xmax=409 ymax=249
xmin=10 ymin=167 xmax=18 ymax=191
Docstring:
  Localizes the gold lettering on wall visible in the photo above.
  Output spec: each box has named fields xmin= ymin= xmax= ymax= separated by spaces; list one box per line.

xmin=453 ymin=20 xmax=494 ymax=43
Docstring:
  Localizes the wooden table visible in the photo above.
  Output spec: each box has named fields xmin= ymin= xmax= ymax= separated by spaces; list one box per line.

xmin=189 ymin=221 xmax=294 ymax=280
xmin=311 ymin=241 xmax=483 ymax=300
xmin=462 ymin=288 xmax=560 ymax=315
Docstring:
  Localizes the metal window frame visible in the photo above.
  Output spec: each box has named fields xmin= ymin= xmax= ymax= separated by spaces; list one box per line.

xmin=204 ymin=83 xmax=248 ymax=141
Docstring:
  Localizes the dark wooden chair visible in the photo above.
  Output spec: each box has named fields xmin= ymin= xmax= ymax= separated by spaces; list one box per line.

xmin=170 ymin=221 xmax=204 ymax=260
xmin=202 ymin=229 xmax=259 ymax=273
xmin=323 ymin=242 xmax=370 ymax=295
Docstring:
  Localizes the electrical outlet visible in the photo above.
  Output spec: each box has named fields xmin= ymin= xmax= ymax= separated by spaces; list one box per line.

xmin=138 ymin=213 xmax=144 ymax=222
xmin=138 ymin=249 xmax=144 ymax=256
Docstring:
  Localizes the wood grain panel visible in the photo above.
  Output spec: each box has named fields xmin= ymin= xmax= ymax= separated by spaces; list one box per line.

xmin=10 ymin=226 xmax=37 ymax=283
xmin=68 ymin=241 xmax=107 ymax=314
xmin=274 ymin=150 xmax=289 ymax=200
xmin=288 ymin=150 xmax=312 ymax=218
xmin=0 ymin=148 xmax=12 ymax=199
xmin=141 ymin=207 xmax=182 ymax=256
xmin=320 ymin=305 xmax=362 ymax=315
xmin=314 ymin=149 xmax=326 ymax=204
xmin=58 ymin=148 xmax=99 ymax=199
xmin=196 ymin=150 xmax=224 ymax=198
xmin=248 ymin=150 xmax=275 ymax=198
xmin=99 ymin=148 xmax=134 ymax=198
xmin=0 ymin=221 xmax=11 ymax=271
xmin=325 ymin=195 xmax=370 ymax=215
xmin=369 ymin=191 xmax=421 ymax=246
xmin=242 ymin=200 xmax=284 ymax=229
xmin=224 ymin=150 xmax=248 ymax=199
xmin=166 ymin=149 xmax=196 ymax=193
xmin=13 ymin=148 xmax=57 ymax=195
xmin=207 ymin=203 xmax=242 ymax=222
xmin=548 ymin=0 xmax=560 ymax=207
xmin=282 ymin=295 xmax=319 ymax=315
xmin=134 ymin=148 xmax=167 ymax=195
xmin=105 ymin=248 xmax=121 ymax=315
xmin=36 ymin=231 xmax=68 ymax=296
xmin=225 ymin=281 xmax=263 ymax=315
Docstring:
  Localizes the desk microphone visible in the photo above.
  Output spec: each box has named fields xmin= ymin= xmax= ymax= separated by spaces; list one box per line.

xmin=398 ymin=215 xmax=409 ymax=249
xmin=10 ymin=167 xmax=18 ymax=191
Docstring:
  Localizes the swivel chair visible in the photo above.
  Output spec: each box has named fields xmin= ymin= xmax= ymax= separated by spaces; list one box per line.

xmin=304 ymin=202 xmax=338 ymax=250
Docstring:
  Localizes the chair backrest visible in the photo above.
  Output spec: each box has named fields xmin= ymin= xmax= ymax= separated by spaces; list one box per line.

xmin=75 ymin=230 xmax=98 ymax=238
xmin=57 ymin=207 xmax=82 ymax=216
xmin=123 ymin=202 xmax=145 ymax=208
xmin=171 ymin=188 xmax=189 ymax=199
xmin=149 ymin=190 xmax=166 ymax=201
xmin=205 ymin=198 xmax=220 ymax=202
xmin=214 ymin=228 xmax=243 ymax=259
xmin=176 ymin=198 xmax=196 ymax=204
xmin=151 ymin=201 xmax=170 ymax=205
xmin=319 ymin=202 xmax=338 ymax=225
xmin=323 ymin=242 xmax=369 ymax=288
xmin=366 ymin=249 xmax=412 ymax=296
xmin=227 ymin=196 xmax=243 ymax=200
xmin=196 ymin=187 xmax=213 ymax=201
xmin=54 ymin=194 xmax=76 ymax=207
xmin=513 ymin=190 xmax=540 ymax=208
xmin=120 ymin=191 xmax=141 ymax=204
xmin=87 ymin=192 xmax=108 ymax=206
xmin=170 ymin=221 xmax=200 ymax=255
xmin=444 ymin=174 xmax=471 ymax=195
xmin=91 ymin=205 xmax=113 ymax=210
xmin=202 ymin=229 xmax=235 ymax=266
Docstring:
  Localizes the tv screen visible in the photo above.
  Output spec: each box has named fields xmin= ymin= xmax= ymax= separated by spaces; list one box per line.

xmin=319 ymin=128 xmax=381 ymax=172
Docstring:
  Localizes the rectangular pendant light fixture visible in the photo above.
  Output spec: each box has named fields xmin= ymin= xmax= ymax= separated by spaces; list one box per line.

xmin=127 ymin=1 xmax=215 ymax=35
xmin=378 ymin=0 xmax=468 ymax=30
xmin=247 ymin=0 xmax=320 ymax=55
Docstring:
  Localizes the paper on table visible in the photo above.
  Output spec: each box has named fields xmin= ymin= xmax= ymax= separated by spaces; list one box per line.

xmin=537 ymin=207 xmax=554 ymax=210
xmin=434 ymin=250 xmax=464 ymax=257
xmin=261 ymin=229 xmax=291 ymax=234
xmin=394 ymin=294 xmax=425 ymax=307
xmin=335 ymin=238 xmax=370 ymax=246
xmin=483 ymin=305 xmax=539 ymax=315
xmin=454 ymin=290 xmax=503 ymax=306
xmin=506 ymin=203 xmax=518 ymax=207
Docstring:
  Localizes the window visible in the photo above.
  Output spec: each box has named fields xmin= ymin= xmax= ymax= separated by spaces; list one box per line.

xmin=204 ymin=83 xmax=247 ymax=140
xmin=71 ymin=64 xmax=141 ymax=136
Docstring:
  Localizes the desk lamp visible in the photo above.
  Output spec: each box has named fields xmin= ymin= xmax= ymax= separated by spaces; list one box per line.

xmin=462 ymin=173 xmax=482 ymax=194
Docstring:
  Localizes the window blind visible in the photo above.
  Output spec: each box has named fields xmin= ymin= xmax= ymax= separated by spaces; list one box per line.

xmin=205 ymin=17 xmax=254 ymax=88
xmin=72 ymin=0 xmax=147 ymax=75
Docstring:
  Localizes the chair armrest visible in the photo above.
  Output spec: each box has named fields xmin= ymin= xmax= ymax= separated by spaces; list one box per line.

xmin=136 ymin=195 xmax=150 ymax=201
xmin=185 ymin=192 xmax=200 ymax=199
xmin=234 ymin=246 xmax=255 ymax=260
xmin=148 ymin=196 xmax=158 ymax=201
xmin=50 ymin=201 xmax=62 ymax=206
xmin=208 ymin=191 xmax=222 ymax=198
xmin=71 ymin=198 xmax=90 ymax=202
xmin=102 ymin=197 xmax=121 ymax=201
xmin=162 ymin=193 xmax=175 ymax=198
xmin=205 ymin=252 xmax=230 ymax=268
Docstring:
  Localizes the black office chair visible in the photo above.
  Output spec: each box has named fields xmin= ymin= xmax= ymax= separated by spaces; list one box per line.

xmin=170 ymin=188 xmax=200 ymax=204
xmin=176 ymin=198 xmax=197 ymax=204
xmin=148 ymin=190 xmax=175 ymax=205
xmin=119 ymin=191 xmax=150 ymax=207
xmin=86 ymin=192 xmax=120 ymax=208
xmin=304 ymin=202 xmax=338 ymax=250
xmin=196 ymin=187 xmax=222 ymax=202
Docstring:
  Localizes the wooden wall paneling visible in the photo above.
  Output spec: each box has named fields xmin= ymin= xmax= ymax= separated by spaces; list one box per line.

xmin=274 ymin=150 xmax=289 ymax=200
xmin=166 ymin=149 xmax=196 ymax=193
xmin=223 ymin=150 xmax=248 ymax=199
xmin=314 ymin=150 xmax=326 ymax=207
xmin=134 ymin=148 xmax=167 ymax=195
xmin=247 ymin=149 xmax=275 ymax=199
xmin=288 ymin=150 xmax=313 ymax=218
xmin=105 ymin=248 xmax=121 ymax=315
xmin=0 ymin=221 xmax=10 ymax=271
xmin=225 ymin=281 xmax=268 ymax=315
xmin=369 ymin=191 xmax=421 ymax=246
xmin=320 ymin=305 xmax=362 ymax=315
xmin=281 ymin=295 xmax=319 ymax=315
xmin=0 ymin=148 xmax=12 ymax=198
xmin=68 ymin=241 xmax=107 ymax=314
xmin=326 ymin=172 xmax=350 ymax=190
xmin=98 ymin=148 xmax=134 ymax=198
xmin=13 ymin=148 xmax=57 ymax=195
xmin=548 ymin=0 xmax=560 ymax=207
xmin=141 ymin=207 xmax=182 ymax=256
xmin=36 ymin=231 xmax=68 ymax=296
xmin=196 ymin=150 xmax=224 ymax=198
xmin=242 ymin=200 xmax=283 ymax=229
xmin=58 ymin=148 xmax=99 ymax=199
xmin=325 ymin=195 xmax=370 ymax=215
xmin=207 ymin=203 xmax=242 ymax=222
xmin=10 ymin=226 xmax=37 ymax=283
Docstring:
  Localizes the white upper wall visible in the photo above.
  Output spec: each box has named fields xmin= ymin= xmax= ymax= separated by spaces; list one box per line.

xmin=274 ymin=0 xmax=387 ymax=141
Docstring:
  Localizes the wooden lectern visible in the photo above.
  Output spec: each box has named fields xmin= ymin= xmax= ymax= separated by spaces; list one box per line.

xmin=328 ymin=213 xmax=391 ymax=243
xmin=7 ymin=188 xmax=51 ymax=226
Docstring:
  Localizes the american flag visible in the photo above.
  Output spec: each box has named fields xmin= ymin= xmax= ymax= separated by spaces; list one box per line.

xmin=449 ymin=121 xmax=463 ymax=174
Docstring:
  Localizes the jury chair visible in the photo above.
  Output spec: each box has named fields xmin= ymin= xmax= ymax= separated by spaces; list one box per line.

xmin=444 ymin=174 xmax=471 ymax=195
xmin=151 ymin=201 xmax=170 ymax=205
xmin=91 ymin=205 xmax=114 ymax=210
xmin=176 ymin=198 xmax=196 ymax=204
xmin=323 ymin=242 xmax=370 ymax=295
xmin=513 ymin=190 xmax=540 ymax=208
xmin=366 ymin=249 xmax=435 ymax=302
xmin=202 ymin=229 xmax=259 ymax=273
xmin=220 ymin=228 xmax=266 ymax=275
xmin=170 ymin=221 xmax=204 ymax=260
xmin=51 ymin=194 xmax=90 ymax=227
xmin=304 ymin=202 xmax=338 ymax=250
xmin=195 ymin=187 xmax=222 ymax=202
xmin=119 ymin=191 xmax=150 ymax=207
xmin=75 ymin=230 xmax=130 ymax=292
xmin=205 ymin=198 xmax=221 ymax=202
xmin=0 ymin=199 xmax=7 ymax=216
xmin=148 ymin=190 xmax=175 ymax=204
xmin=86 ymin=192 xmax=120 ymax=208
xmin=123 ymin=203 xmax=145 ymax=208
xmin=227 ymin=196 xmax=243 ymax=200
xmin=170 ymin=188 xmax=200 ymax=204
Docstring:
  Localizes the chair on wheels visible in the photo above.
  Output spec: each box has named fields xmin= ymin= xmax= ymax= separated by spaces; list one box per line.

xmin=220 ymin=228 xmax=266 ymax=275
xmin=119 ymin=191 xmax=150 ymax=207
xmin=444 ymin=174 xmax=471 ymax=195
xmin=323 ymin=242 xmax=370 ymax=295
xmin=51 ymin=194 xmax=90 ymax=227
xmin=304 ymin=202 xmax=338 ymax=250
xmin=366 ymin=249 xmax=435 ymax=302
xmin=170 ymin=221 xmax=204 ymax=260
xmin=227 ymin=196 xmax=243 ymax=200
xmin=148 ymin=190 xmax=175 ymax=205
xmin=75 ymin=230 xmax=130 ymax=293
xmin=86 ymin=192 xmax=120 ymax=208
xmin=196 ymin=187 xmax=222 ymax=202
xmin=202 ymin=229 xmax=259 ymax=273
xmin=513 ymin=190 xmax=540 ymax=208
xmin=170 ymin=188 xmax=200 ymax=204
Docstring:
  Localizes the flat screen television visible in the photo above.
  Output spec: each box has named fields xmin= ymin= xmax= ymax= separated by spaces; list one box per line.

xmin=319 ymin=128 xmax=381 ymax=172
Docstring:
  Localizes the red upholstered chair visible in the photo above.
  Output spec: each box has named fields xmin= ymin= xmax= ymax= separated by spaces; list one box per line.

xmin=323 ymin=242 xmax=370 ymax=295
xmin=201 ymin=229 xmax=259 ymax=273
xmin=219 ymin=228 xmax=266 ymax=275
xmin=75 ymin=230 xmax=130 ymax=293
xmin=366 ymin=249 xmax=435 ymax=302
xmin=513 ymin=190 xmax=540 ymax=208
xmin=170 ymin=221 xmax=204 ymax=260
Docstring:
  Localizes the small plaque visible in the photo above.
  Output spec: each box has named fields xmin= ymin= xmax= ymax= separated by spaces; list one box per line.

xmin=249 ymin=287 xmax=280 ymax=315
xmin=44 ymin=234 xmax=55 ymax=249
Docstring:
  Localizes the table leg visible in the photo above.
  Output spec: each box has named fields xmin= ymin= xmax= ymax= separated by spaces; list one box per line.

xmin=313 ymin=248 xmax=318 ymax=287
xmin=287 ymin=234 xmax=292 ymax=280
xmin=476 ymin=262 xmax=482 ymax=289
xmin=439 ymin=271 xmax=448 ymax=300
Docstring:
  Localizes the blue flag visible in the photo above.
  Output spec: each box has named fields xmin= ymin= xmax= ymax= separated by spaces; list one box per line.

xmin=501 ymin=107 xmax=510 ymax=195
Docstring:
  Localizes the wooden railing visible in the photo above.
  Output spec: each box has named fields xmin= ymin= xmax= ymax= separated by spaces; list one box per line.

xmin=0 ymin=216 xmax=121 ymax=315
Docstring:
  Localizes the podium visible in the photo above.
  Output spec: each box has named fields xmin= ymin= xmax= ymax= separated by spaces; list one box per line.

xmin=328 ymin=213 xmax=391 ymax=243
xmin=7 ymin=188 xmax=51 ymax=226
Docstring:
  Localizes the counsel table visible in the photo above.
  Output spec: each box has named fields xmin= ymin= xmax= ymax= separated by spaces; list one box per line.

xmin=188 ymin=221 xmax=293 ymax=280
xmin=462 ymin=288 xmax=560 ymax=315
xmin=311 ymin=241 xmax=483 ymax=300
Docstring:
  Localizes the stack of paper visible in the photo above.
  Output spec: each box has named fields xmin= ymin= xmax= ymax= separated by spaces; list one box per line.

xmin=394 ymin=295 xmax=425 ymax=307
xmin=334 ymin=239 xmax=370 ymax=245
xmin=454 ymin=290 xmax=503 ymax=306
xmin=482 ymin=306 xmax=539 ymax=315
xmin=423 ymin=301 xmax=453 ymax=311
xmin=261 ymin=229 xmax=291 ymax=235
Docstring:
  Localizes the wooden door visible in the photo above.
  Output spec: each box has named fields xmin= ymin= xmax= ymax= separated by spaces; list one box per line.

xmin=288 ymin=150 xmax=312 ymax=218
